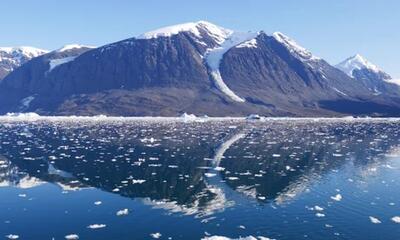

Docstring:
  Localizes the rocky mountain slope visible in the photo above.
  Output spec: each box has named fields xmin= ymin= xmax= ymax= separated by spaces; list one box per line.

xmin=1 ymin=21 xmax=399 ymax=116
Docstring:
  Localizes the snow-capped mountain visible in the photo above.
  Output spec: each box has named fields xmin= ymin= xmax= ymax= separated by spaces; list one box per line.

xmin=336 ymin=54 xmax=390 ymax=78
xmin=0 ymin=46 xmax=48 ymax=80
xmin=336 ymin=54 xmax=399 ymax=95
xmin=1 ymin=21 xmax=400 ymax=117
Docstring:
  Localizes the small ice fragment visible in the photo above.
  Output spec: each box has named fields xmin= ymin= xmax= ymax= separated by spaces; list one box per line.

xmin=316 ymin=213 xmax=325 ymax=217
xmin=87 ymin=224 xmax=106 ymax=229
xmin=18 ymin=194 xmax=27 ymax=198
xmin=391 ymin=216 xmax=400 ymax=223
xmin=65 ymin=234 xmax=79 ymax=240
xmin=94 ymin=201 xmax=102 ymax=205
xmin=214 ymin=167 xmax=225 ymax=171
xmin=205 ymin=173 xmax=216 ymax=178
xmin=331 ymin=194 xmax=342 ymax=201
xmin=132 ymin=179 xmax=146 ymax=184
xmin=116 ymin=209 xmax=129 ymax=216
xmin=315 ymin=206 xmax=324 ymax=211
xmin=150 ymin=233 xmax=162 ymax=239
xmin=369 ymin=216 xmax=381 ymax=224
xmin=5 ymin=235 xmax=19 ymax=239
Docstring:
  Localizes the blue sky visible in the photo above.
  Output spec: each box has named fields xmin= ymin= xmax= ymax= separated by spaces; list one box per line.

xmin=2 ymin=0 xmax=399 ymax=77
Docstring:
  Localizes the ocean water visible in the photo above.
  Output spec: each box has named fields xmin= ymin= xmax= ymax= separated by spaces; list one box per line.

xmin=0 ymin=118 xmax=399 ymax=240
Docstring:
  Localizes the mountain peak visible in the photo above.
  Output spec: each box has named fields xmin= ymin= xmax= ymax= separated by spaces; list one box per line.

xmin=0 ymin=46 xmax=48 ymax=58
xmin=272 ymin=32 xmax=319 ymax=61
xmin=56 ymin=44 xmax=96 ymax=53
xmin=336 ymin=54 xmax=381 ymax=77
xmin=137 ymin=21 xmax=233 ymax=44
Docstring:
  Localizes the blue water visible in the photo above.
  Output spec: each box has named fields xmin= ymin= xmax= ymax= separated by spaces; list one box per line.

xmin=0 ymin=119 xmax=399 ymax=240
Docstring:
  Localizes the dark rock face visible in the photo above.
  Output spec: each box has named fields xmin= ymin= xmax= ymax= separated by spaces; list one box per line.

xmin=1 ymin=23 xmax=400 ymax=117
xmin=351 ymin=68 xmax=400 ymax=95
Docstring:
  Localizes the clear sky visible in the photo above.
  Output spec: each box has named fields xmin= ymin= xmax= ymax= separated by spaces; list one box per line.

xmin=2 ymin=0 xmax=399 ymax=77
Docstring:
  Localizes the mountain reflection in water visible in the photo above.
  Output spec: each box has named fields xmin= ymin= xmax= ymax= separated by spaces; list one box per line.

xmin=0 ymin=119 xmax=400 ymax=240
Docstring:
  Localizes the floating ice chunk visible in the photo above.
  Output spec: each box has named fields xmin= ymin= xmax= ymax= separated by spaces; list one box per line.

xmin=246 ymin=114 xmax=263 ymax=120
xmin=132 ymin=179 xmax=146 ymax=184
xmin=116 ymin=208 xmax=129 ymax=216
xmin=315 ymin=206 xmax=324 ymax=211
xmin=391 ymin=216 xmax=400 ymax=223
xmin=202 ymin=236 xmax=273 ymax=240
xmin=5 ymin=235 xmax=19 ymax=239
xmin=65 ymin=234 xmax=79 ymax=240
xmin=331 ymin=194 xmax=342 ymax=201
xmin=316 ymin=213 xmax=325 ymax=217
xmin=369 ymin=216 xmax=381 ymax=224
xmin=94 ymin=201 xmax=102 ymax=205
xmin=205 ymin=173 xmax=217 ymax=178
xmin=150 ymin=233 xmax=162 ymax=239
xmin=180 ymin=113 xmax=197 ymax=121
xmin=87 ymin=224 xmax=106 ymax=229
xmin=214 ymin=167 xmax=225 ymax=171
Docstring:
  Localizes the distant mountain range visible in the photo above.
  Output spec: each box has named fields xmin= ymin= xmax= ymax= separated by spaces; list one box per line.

xmin=1 ymin=21 xmax=399 ymax=117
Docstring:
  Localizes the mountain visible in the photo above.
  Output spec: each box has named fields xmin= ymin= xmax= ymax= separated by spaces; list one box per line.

xmin=1 ymin=21 xmax=400 ymax=117
xmin=0 ymin=46 xmax=48 ymax=80
xmin=336 ymin=54 xmax=400 ymax=95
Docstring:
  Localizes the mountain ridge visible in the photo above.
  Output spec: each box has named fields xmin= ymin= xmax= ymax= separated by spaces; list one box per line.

xmin=1 ymin=21 xmax=399 ymax=117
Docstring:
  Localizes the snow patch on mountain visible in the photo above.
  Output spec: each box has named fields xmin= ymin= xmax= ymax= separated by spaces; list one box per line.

xmin=48 ymin=56 xmax=77 ymax=72
xmin=0 ymin=46 xmax=48 ymax=59
xmin=386 ymin=78 xmax=400 ymax=86
xmin=56 ymin=44 xmax=95 ymax=53
xmin=236 ymin=39 xmax=258 ymax=48
xmin=272 ymin=32 xmax=320 ymax=61
xmin=205 ymin=32 xmax=259 ymax=102
xmin=336 ymin=54 xmax=381 ymax=78
xmin=138 ymin=21 xmax=233 ymax=45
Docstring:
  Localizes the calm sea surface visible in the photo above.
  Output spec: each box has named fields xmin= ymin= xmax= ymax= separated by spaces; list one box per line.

xmin=0 ymin=118 xmax=399 ymax=240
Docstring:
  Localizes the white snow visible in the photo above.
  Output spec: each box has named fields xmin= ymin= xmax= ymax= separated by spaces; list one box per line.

xmin=236 ymin=39 xmax=258 ymax=48
xmin=48 ymin=56 xmax=76 ymax=72
xmin=205 ymin=31 xmax=259 ymax=102
xmin=56 ymin=44 xmax=95 ymax=53
xmin=332 ymin=87 xmax=348 ymax=96
xmin=138 ymin=21 xmax=232 ymax=44
xmin=0 ymin=46 xmax=48 ymax=58
xmin=19 ymin=95 xmax=35 ymax=110
xmin=385 ymin=78 xmax=400 ymax=86
xmin=0 ymin=46 xmax=48 ymax=71
xmin=336 ymin=54 xmax=381 ymax=78
xmin=272 ymin=32 xmax=319 ymax=61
